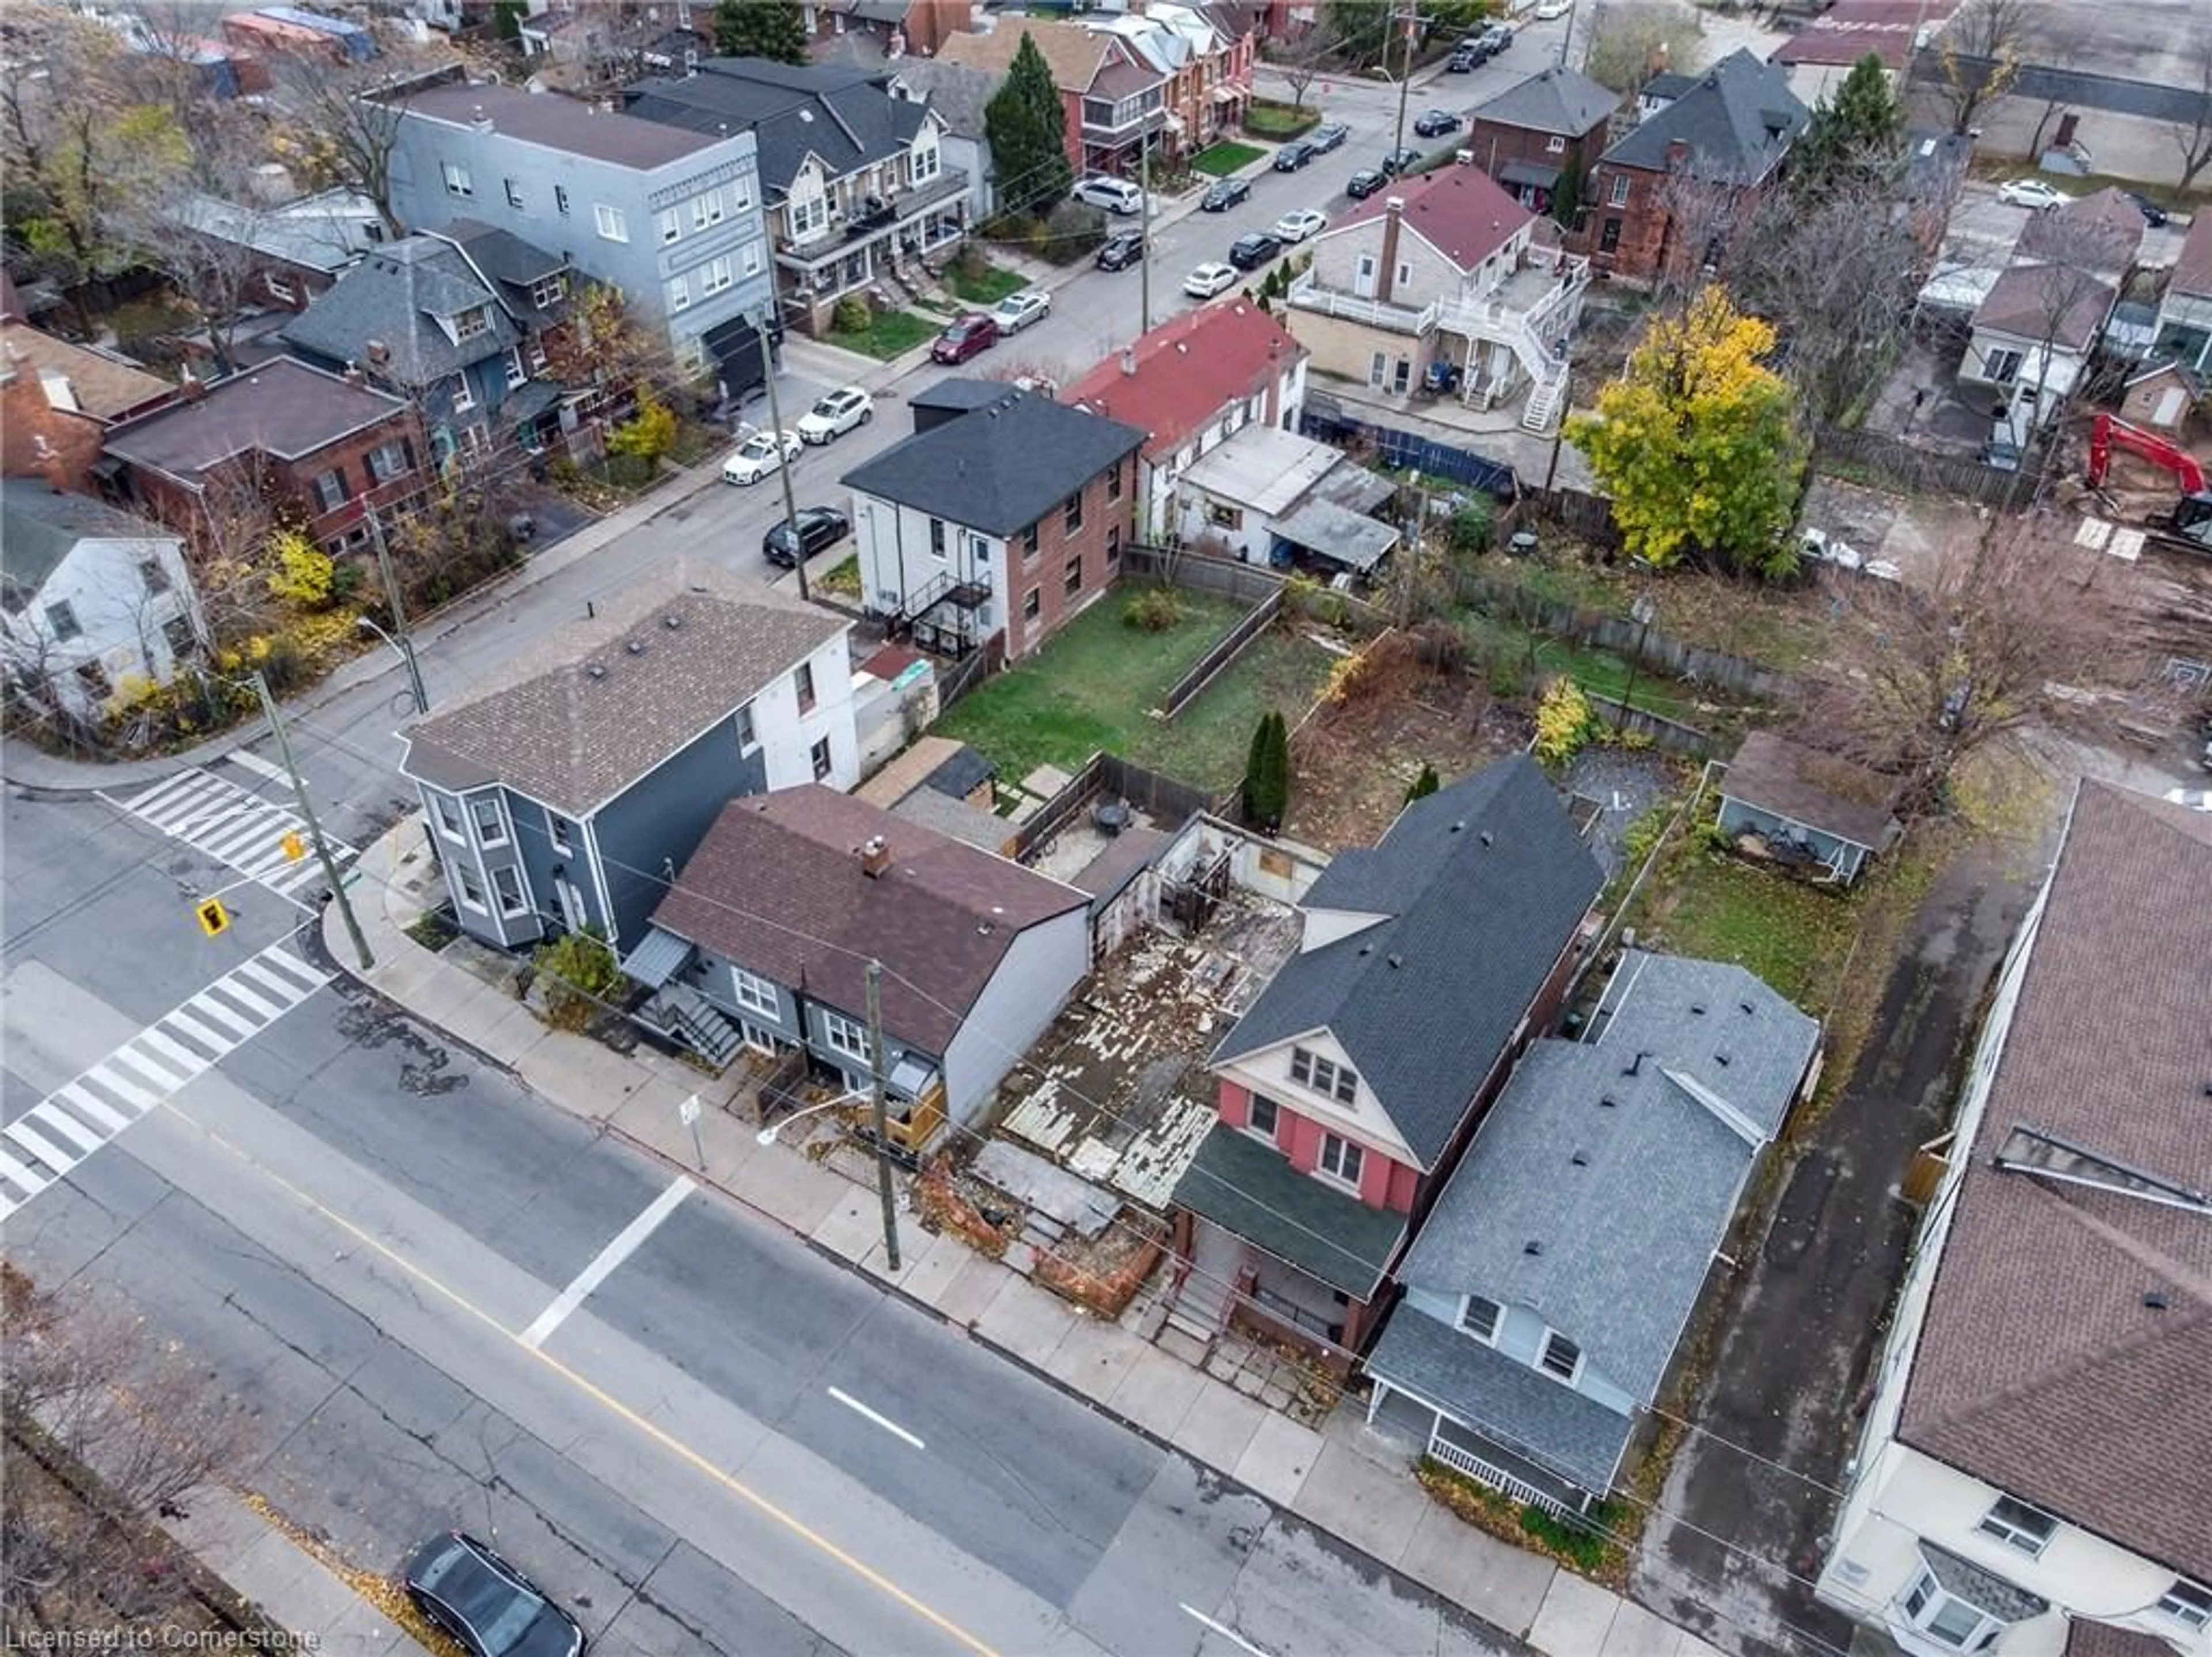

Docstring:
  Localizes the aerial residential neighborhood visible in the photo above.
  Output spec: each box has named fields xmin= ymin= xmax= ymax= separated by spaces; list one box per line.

xmin=1 ymin=3 xmax=2206 ymax=1657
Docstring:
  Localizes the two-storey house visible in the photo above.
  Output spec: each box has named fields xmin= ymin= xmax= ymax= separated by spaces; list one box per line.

xmin=278 ymin=230 xmax=572 ymax=470
xmin=99 ymin=358 xmax=427 ymax=557
xmin=841 ymin=382 xmax=1145 ymax=661
xmin=168 ymin=187 xmax=388 ymax=316
xmin=1815 ymin=781 xmax=2212 ymax=1657
xmin=937 ymin=21 xmax=1168 ymax=178
xmin=1465 ymin=66 xmax=1618 ymax=218
xmin=1368 ymin=951 xmax=1819 ymax=1515
xmin=1584 ymin=49 xmax=1807 ymax=284
xmin=0 ymin=481 xmax=205 ymax=721
xmin=397 ymin=562 xmax=857 ymax=954
xmin=1965 ymin=188 xmax=2143 ymax=438
xmin=802 ymin=0 xmax=971 ymax=62
xmin=388 ymin=83 xmax=778 ymax=397
xmin=1087 ymin=2 xmax=1256 ymax=153
xmin=1062 ymin=299 xmax=1309 ymax=543
xmin=1164 ymin=756 xmax=1604 ymax=1365
xmin=621 ymin=58 xmax=965 ymax=339
xmin=1 ymin=317 xmax=176 ymax=494
xmin=887 ymin=58 xmax=1003 ymax=223
xmin=2155 ymin=212 xmax=2212 ymax=374
xmin=1284 ymin=163 xmax=1591 ymax=434
xmin=622 ymin=785 xmax=1089 ymax=1129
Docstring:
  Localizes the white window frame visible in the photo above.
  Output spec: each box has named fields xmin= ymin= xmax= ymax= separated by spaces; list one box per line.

xmin=734 ymin=701 xmax=758 ymax=752
xmin=734 ymin=175 xmax=756 ymax=213
xmin=740 ymin=241 xmax=764 ymax=277
xmin=594 ymin=203 xmax=629 ymax=243
xmin=449 ymin=370 xmax=476 ymax=415
xmin=788 ymin=180 xmax=829 ymax=241
xmin=1245 ymin=1093 xmax=1279 ymax=1142
xmin=453 ymin=860 xmax=488 ymax=914
xmin=1897 ymin=1565 xmax=2006 ymax=1652
xmin=546 ymin=811 xmax=575 ymax=856
xmin=1547 ymin=134 xmax=1567 ymax=154
xmin=730 ymin=964 xmax=778 ymax=1016
xmin=530 ymin=273 xmax=567 ymax=308
xmin=822 ymin=1009 xmax=870 ymax=1064
xmin=2158 ymin=1582 xmax=2212 ymax=1631
xmin=657 ymin=206 xmax=682 ymax=245
xmin=1982 ymin=346 xmax=2023 ymax=385
xmin=527 ymin=339 xmax=548 ymax=373
xmin=795 ymin=661 xmax=816 ymax=713
xmin=469 ymin=794 xmax=509 ymax=848
xmin=910 ymin=135 xmax=941 ymax=186
xmin=692 ymin=186 xmax=727 ymax=230
xmin=1316 ymin=1131 xmax=1363 ymax=1189
xmin=454 ymin=306 xmax=490 ymax=342
xmin=366 ymin=438 xmax=413 ymax=483
xmin=504 ymin=177 xmax=524 ymax=209
xmin=443 ymin=161 xmax=473 ymax=198
xmin=505 ymin=347 xmax=527 ymax=390
xmin=434 ymin=795 xmax=467 ymax=842
xmin=491 ymin=864 xmax=528 ymax=918
xmin=668 ymin=272 xmax=692 ymax=312
xmin=1290 ymin=1046 xmax=1357 ymax=1105
xmin=700 ymin=255 xmax=733 ymax=296
xmin=266 ymin=272 xmax=297 ymax=304
xmin=555 ymin=184 xmax=571 ymax=217
xmin=1395 ymin=259 xmax=1412 ymax=288
xmin=810 ymin=735 xmax=832 ymax=781
xmin=1459 ymin=1295 xmax=1503 ymax=1344
xmin=1974 ymin=1496 xmax=2056 ymax=1557
xmin=1539 ymin=1329 xmax=1582 ymax=1384
xmin=1607 ymin=172 xmax=1630 ymax=207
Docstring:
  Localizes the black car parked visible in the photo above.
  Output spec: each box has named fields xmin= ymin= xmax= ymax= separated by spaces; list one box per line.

xmin=1095 ymin=228 xmax=1145 ymax=270
xmin=763 ymin=505 xmax=850 ymax=568
xmin=1307 ymin=122 xmax=1350 ymax=153
xmin=1228 ymin=232 xmax=1283 ymax=271
xmin=1346 ymin=168 xmax=1388 ymax=200
xmin=1412 ymin=109 xmax=1462 ymax=138
xmin=1382 ymin=146 xmax=1425 ymax=176
xmin=1201 ymin=176 xmax=1252 ymax=211
xmin=2125 ymin=190 xmax=2171 ymax=226
xmin=1272 ymin=139 xmax=1313 ymax=172
xmin=405 ymin=1534 xmax=584 ymax=1657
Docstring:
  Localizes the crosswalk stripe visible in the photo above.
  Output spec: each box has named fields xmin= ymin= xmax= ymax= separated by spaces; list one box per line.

xmin=27 ymin=1103 xmax=104 ymax=1155
xmin=256 ymin=948 xmax=329 ymax=993
xmin=134 ymin=1028 xmax=206 ymax=1076
xmin=184 ymin=993 xmax=258 ymax=1038
xmin=206 ymin=979 xmax=281 ymax=1021
xmin=55 ymin=1084 xmax=129 ymax=1133
xmin=109 ymin=767 xmax=355 ymax=908
xmin=123 ymin=771 xmax=205 ymax=815
xmin=0 ymin=1148 xmax=46 ymax=1197
xmin=161 ymin=1010 xmax=234 ymax=1056
xmin=5 ymin=1120 xmax=79 ymax=1175
xmin=234 ymin=959 xmax=311 ymax=1006
xmin=107 ymin=1045 xmax=187 ymax=1094
xmin=81 ymin=1065 xmax=159 ymax=1112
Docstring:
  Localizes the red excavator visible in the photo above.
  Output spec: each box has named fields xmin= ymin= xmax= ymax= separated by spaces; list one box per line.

xmin=2085 ymin=412 xmax=2212 ymax=554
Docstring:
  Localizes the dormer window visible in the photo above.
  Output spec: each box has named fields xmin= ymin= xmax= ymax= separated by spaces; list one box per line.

xmin=454 ymin=307 xmax=490 ymax=341
xmin=1290 ymin=1046 xmax=1357 ymax=1105
xmin=911 ymin=133 xmax=941 ymax=186
xmin=1458 ymin=1295 xmax=1502 ymax=1344
xmin=529 ymin=273 xmax=567 ymax=309
xmin=1539 ymin=1330 xmax=1582 ymax=1383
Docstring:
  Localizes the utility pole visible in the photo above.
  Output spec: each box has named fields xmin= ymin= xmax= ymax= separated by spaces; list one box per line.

xmin=865 ymin=959 xmax=902 ymax=1271
xmin=1392 ymin=1 xmax=1416 ymax=165
xmin=366 ymin=504 xmax=429 ymax=716
xmin=755 ymin=311 xmax=810 ymax=604
xmin=251 ymin=670 xmax=373 ymax=970
xmin=1138 ymin=137 xmax=1153 ymax=334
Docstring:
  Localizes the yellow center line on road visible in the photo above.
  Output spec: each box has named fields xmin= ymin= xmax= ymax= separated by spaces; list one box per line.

xmin=154 ymin=1098 xmax=1001 ymax=1657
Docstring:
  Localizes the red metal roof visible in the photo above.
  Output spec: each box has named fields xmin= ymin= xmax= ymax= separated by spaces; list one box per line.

xmin=1336 ymin=164 xmax=1532 ymax=274
xmin=1062 ymin=300 xmax=1302 ymax=459
xmin=1770 ymin=0 xmax=1959 ymax=67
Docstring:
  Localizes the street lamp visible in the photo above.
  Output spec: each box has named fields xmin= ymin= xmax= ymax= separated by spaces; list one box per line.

xmin=755 ymin=1088 xmax=868 ymax=1146
xmin=357 ymin=615 xmax=429 ymax=717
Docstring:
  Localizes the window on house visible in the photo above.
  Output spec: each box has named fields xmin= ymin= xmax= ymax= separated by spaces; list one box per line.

xmin=1105 ymin=523 xmax=1121 ymax=563
xmin=1983 ymin=347 xmax=2023 ymax=384
xmin=1290 ymin=1046 xmax=1358 ymax=1104
xmin=310 ymin=467 xmax=349 ymax=513
xmin=547 ymin=811 xmax=575 ymax=855
xmin=1063 ymin=491 xmax=1084 ymax=535
xmin=44 ymin=600 xmax=82 ymax=642
xmin=505 ymin=348 xmax=527 ymax=389
xmin=434 ymin=795 xmax=466 ymax=841
xmin=139 ymin=558 xmax=171 ymax=595
xmin=449 ymin=372 xmax=476 ymax=414
xmin=788 ymin=186 xmax=828 ymax=240
xmin=492 ymin=864 xmax=528 ymax=917
xmin=1317 ymin=1132 xmax=1363 ymax=1187
xmin=823 ymin=1008 xmax=870 ymax=1063
xmin=504 ymin=178 xmax=524 ymax=209
xmin=667 ymin=273 xmax=692 ymax=312
xmin=692 ymin=187 xmax=726 ymax=230
xmin=1975 ymin=1496 xmax=2056 ymax=1556
xmin=1021 ymin=522 xmax=1040 ymax=561
xmin=929 ymin=518 xmax=947 ymax=559
xmin=1607 ymin=173 xmax=1630 ymax=207
xmin=810 ymin=735 xmax=832 ymax=780
xmin=555 ymin=184 xmax=571 ymax=217
xmin=1599 ymin=217 xmax=1622 ymax=255
xmin=1459 ymin=1295 xmax=1502 ymax=1344
xmin=1106 ymin=461 xmax=1123 ymax=502
xmin=1022 ymin=587 xmax=1041 ymax=621
xmin=530 ymin=274 xmax=567 ymax=308
xmin=469 ymin=795 xmax=508 ymax=846
xmin=740 ymin=241 xmax=764 ymax=278
xmin=454 ymin=306 xmax=490 ymax=342
xmin=794 ymin=661 xmax=816 ymax=714
xmin=1395 ymin=259 xmax=1412 ymax=288
xmin=1899 ymin=1567 xmax=2007 ymax=1652
xmin=1547 ymin=135 xmax=1567 ymax=154
xmin=527 ymin=339 xmax=548 ymax=374
xmin=1539 ymin=1330 xmax=1582 ymax=1382
xmin=730 ymin=964 xmax=778 ymax=1015
xmin=442 ymin=161 xmax=472 ymax=197
xmin=454 ymin=861 xmax=487 ymax=912
xmin=163 ymin=614 xmax=196 ymax=658
xmin=594 ymin=204 xmax=628 ymax=242
xmin=1063 ymin=553 xmax=1083 ymax=596
xmin=1207 ymin=501 xmax=1243 ymax=530
xmin=657 ymin=207 xmax=683 ymax=245
xmin=1368 ymin=350 xmax=1389 ymax=389
xmin=2159 ymin=1583 xmax=2212 ymax=1631
xmin=700 ymin=255 xmax=733 ymax=296
xmin=266 ymin=273 xmax=297 ymax=304
xmin=366 ymin=439 xmax=414 ymax=484
xmin=735 ymin=175 xmax=756 ymax=213
xmin=734 ymin=701 xmax=757 ymax=751
xmin=1246 ymin=1093 xmax=1279 ymax=1140
xmin=911 ymin=138 xmax=941 ymax=185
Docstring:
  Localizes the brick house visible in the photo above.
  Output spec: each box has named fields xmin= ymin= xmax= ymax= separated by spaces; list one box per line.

xmin=1 ymin=320 xmax=176 ymax=494
xmin=840 ymin=381 xmax=1144 ymax=661
xmin=805 ymin=0 xmax=972 ymax=62
xmin=1086 ymin=2 xmax=1256 ymax=153
xmin=1465 ymin=66 xmax=1618 ymax=217
xmin=937 ymin=21 xmax=1167 ymax=177
xmin=1584 ymin=49 xmax=1806 ymax=283
xmin=99 ymin=358 xmax=428 ymax=557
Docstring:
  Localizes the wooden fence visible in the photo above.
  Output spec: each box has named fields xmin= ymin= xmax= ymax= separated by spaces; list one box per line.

xmin=1160 ymin=587 xmax=1284 ymax=718
xmin=1812 ymin=429 xmax=2021 ymax=506
xmin=934 ymin=633 xmax=1003 ymax=712
xmin=1452 ymin=570 xmax=1790 ymax=702
xmin=1582 ymin=693 xmax=1720 ymax=757
xmin=1012 ymin=751 xmax=1218 ymax=862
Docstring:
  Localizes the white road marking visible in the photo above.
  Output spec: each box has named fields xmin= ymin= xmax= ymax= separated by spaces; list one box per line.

xmin=1180 ymin=1605 xmax=1274 ymax=1657
xmin=226 ymin=750 xmax=289 ymax=785
xmin=520 ymin=1176 xmax=695 ymax=1349
xmin=108 ymin=766 xmax=353 ymax=905
xmin=26 ymin=1103 xmax=104 ymax=1155
xmin=827 ymin=1387 xmax=926 ymax=1451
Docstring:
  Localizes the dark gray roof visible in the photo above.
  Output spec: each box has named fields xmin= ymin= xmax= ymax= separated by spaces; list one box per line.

xmin=1366 ymin=1302 xmax=1634 ymax=1490
xmin=400 ymin=82 xmax=730 ymax=171
xmin=1922 ymin=1543 xmax=2049 ymax=1623
xmin=841 ymin=383 xmax=1145 ymax=537
xmin=1642 ymin=70 xmax=1698 ymax=101
xmin=1210 ymin=755 xmax=1603 ymax=1166
xmin=623 ymin=57 xmax=928 ymax=196
xmin=924 ymin=743 xmax=995 ymax=799
xmin=279 ymin=236 xmax=520 ymax=387
xmin=1397 ymin=951 xmax=1819 ymax=1406
xmin=1172 ymin=1122 xmax=1407 ymax=1297
xmin=1604 ymin=48 xmax=1807 ymax=181
xmin=101 ymin=358 xmax=411 ymax=478
xmin=0 ymin=481 xmax=174 ymax=591
xmin=1473 ymin=66 xmax=1618 ymax=138
xmin=1719 ymin=730 xmax=1900 ymax=850
xmin=889 ymin=58 xmax=998 ymax=140
xmin=438 ymin=219 xmax=567 ymax=287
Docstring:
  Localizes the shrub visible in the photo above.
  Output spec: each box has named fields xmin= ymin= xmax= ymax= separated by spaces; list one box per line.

xmin=265 ymin=529 xmax=336 ymax=607
xmin=1405 ymin=762 xmax=1441 ymax=803
xmin=1487 ymin=652 xmax=1528 ymax=700
xmin=1243 ymin=710 xmax=1290 ymax=831
xmin=1123 ymin=588 xmax=1183 ymax=631
xmin=533 ymin=926 xmax=627 ymax=1032
xmin=1448 ymin=500 xmax=1494 ymax=556
xmin=1533 ymin=676 xmax=1598 ymax=767
xmin=832 ymin=294 xmax=872 ymax=334
xmin=607 ymin=391 xmax=677 ymax=467
xmin=1518 ymin=1503 xmax=1616 ymax=1572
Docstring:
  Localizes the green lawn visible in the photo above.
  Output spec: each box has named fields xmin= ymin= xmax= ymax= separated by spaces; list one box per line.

xmin=933 ymin=588 xmax=1333 ymax=795
xmin=1638 ymin=853 xmax=1860 ymax=1015
xmin=944 ymin=258 xmax=1026 ymax=305
xmin=1192 ymin=141 xmax=1266 ymax=177
xmin=827 ymin=309 xmax=935 ymax=361
xmin=1457 ymin=608 xmax=1705 ymax=722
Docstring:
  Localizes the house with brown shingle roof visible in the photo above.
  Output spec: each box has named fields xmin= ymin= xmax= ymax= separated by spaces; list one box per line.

xmin=936 ymin=20 xmax=1166 ymax=177
xmin=1815 ymin=780 xmax=2212 ymax=1656
xmin=397 ymin=562 xmax=855 ymax=961
xmin=2154 ymin=212 xmax=2212 ymax=376
xmin=1 ymin=320 xmax=176 ymax=494
xmin=630 ymin=784 xmax=1090 ymax=1143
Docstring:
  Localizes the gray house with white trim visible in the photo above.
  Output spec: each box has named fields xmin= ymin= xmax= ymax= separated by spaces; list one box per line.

xmin=397 ymin=563 xmax=856 ymax=952
xmin=1366 ymin=951 xmax=1819 ymax=1513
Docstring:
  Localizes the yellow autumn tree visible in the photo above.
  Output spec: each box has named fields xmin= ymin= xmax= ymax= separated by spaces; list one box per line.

xmin=1565 ymin=286 xmax=1808 ymax=578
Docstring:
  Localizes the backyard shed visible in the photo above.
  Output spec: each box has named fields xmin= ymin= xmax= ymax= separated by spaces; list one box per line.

xmin=1715 ymin=732 xmax=1902 ymax=885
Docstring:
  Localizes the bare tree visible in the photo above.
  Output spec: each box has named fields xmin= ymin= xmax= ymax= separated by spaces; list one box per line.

xmin=1995 ymin=210 xmax=2134 ymax=489
xmin=1804 ymin=520 xmax=2142 ymax=820
xmin=262 ymin=25 xmax=461 ymax=237
xmin=1263 ymin=26 xmax=1344 ymax=116
xmin=1580 ymin=0 xmax=1705 ymax=96
xmin=1646 ymin=168 xmax=1748 ymax=311
xmin=1927 ymin=0 xmax=2036 ymax=137
xmin=2169 ymin=35 xmax=2212 ymax=190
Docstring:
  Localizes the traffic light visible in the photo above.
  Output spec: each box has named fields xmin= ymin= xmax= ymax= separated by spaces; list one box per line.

xmin=195 ymin=898 xmax=230 ymax=937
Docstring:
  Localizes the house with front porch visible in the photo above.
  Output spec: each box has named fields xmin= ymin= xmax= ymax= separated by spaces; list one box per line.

xmin=937 ymin=21 xmax=1170 ymax=179
xmin=1164 ymin=755 xmax=1603 ymax=1365
xmin=397 ymin=562 xmax=856 ymax=954
xmin=1282 ymin=162 xmax=1591 ymax=434
xmin=1367 ymin=951 xmax=1820 ymax=1515
xmin=620 ymin=785 xmax=1090 ymax=1127
xmin=1086 ymin=2 xmax=1255 ymax=155
xmin=623 ymin=57 xmax=965 ymax=338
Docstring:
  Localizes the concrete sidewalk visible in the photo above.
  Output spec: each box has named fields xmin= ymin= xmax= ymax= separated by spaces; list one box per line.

xmin=318 ymin=816 xmax=1726 ymax=1657
xmin=162 ymin=1486 xmax=413 ymax=1656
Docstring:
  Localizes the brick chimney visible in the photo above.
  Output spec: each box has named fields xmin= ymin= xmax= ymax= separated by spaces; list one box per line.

xmin=859 ymin=834 xmax=892 ymax=878
xmin=1665 ymin=138 xmax=1690 ymax=171
xmin=1378 ymin=197 xmax=1406 ymax=303
xmin=1120 ymin=347 xmax=1137 ymax=376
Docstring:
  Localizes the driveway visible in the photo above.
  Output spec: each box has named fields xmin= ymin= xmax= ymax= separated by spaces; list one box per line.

xmin=1631 ymin=824 xmax=2054 ymax=1657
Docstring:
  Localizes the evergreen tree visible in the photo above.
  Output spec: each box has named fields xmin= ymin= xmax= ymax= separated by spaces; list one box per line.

xmin=714 ymin=0 xmax=809 ymax=65
xmin=1550 ymin=161 xmax=1581 ymax=232
xmin=1243 ymin=711 xmax=1291 ymax=831
xmin=986 ymin=32 xmax=1073 ymax=217
xmin=1405 ymin=762 xmax=1441 ymax=804
xmin=1793 ymin=54 xmax=1906 ymax=196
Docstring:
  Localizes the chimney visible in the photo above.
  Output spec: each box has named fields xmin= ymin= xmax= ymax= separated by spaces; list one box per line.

xmin=1120 ymin=347 xmax=1137 ymax=377
xmin=1377 ymin=196 xmax=1405 ymax=303
xmin=342 ymin=361 xmax=366 ymax=388
xmin=34 ymin=435 xmax=70 ymax=494
xmin=859 ymin=834 xmax=892 ymax=878
xmin=471 ymin=103 xmax=493 ymax=131
xmin=179 ymin=368 xmax=207 ymax=403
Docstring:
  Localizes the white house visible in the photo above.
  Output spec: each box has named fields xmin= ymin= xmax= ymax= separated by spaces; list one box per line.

xmin=1814 ymin=780 xmax=2212 ymax=1657
xmin=0 ymin=481 xmax=203 ymax=720
xmin=1173 ymin=423 xmax=1400 ymax=578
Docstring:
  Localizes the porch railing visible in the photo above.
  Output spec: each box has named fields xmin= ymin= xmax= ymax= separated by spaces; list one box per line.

xmin=1427 ymin=1434 xmax=1573 ymax=1519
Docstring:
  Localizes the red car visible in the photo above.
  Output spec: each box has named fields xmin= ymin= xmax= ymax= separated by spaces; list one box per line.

xmin=931 ymin=312 xmax=999 ymax=365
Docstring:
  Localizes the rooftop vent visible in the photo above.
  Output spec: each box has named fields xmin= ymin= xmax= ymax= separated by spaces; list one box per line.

xmin=1570 ymin=1151 xmax=1589 ymax=1167
xmin=1740 ymin=1000 xmax=1755 ymax=1015
xmin=1600 ymin=1095 xmax=1618 ymax=1109
xmin=1387 ymin=954 xmax=1403 ymax=968
xmin=2145 ymin=1290 xmax=2171 ymax=1311
xmin=1624 ymin=1050 xmax=1650 ymax=1077
xmin=1479 ymin=830 xmax=1494 ymax=847
xmin=1691 ymin=1003 xmax=1706 ymax=1015
xmin=1714 ymin=1053 xmax=1731 ymax=1067
xmin=1522 ymin=1240 xmax=1542 ymax=1256
xmin=625 ymin=639 xmax=645 ymax=655
xmin=859 ymin=834 xmax=892 ymax=879
xmin=1449 ymin=820 xmax=1465 ymax=833
xmin=664 ymin=612 xmax=682 ymax=629
xmin=585 ymin=663 xmax=607 ymax=679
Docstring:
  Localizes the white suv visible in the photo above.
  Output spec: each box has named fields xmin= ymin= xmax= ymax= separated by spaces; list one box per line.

xmin=1073 ymin=176 xmax=1145 ymax=215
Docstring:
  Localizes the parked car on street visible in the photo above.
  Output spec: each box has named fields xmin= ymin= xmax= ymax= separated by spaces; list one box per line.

xmin=1307 ymin=123 xmax=1350 ymax=153
xmin=404 ymin=1533 xmax=584 ymax=1657
xmin=990 ymin=289 xmax=1052 ymax=334
xmin=1533 ymin=0 xmax=1570 ymax=17
xmin=722 ymin=426 xmax=801 ymax=486
xmin=1448 ymin=43 xmax=1486 ymax=70
xmin=1202 ymin=176 xmax=1252 ymax=211
xmin=1346 ymin=169 xmax=1388 ymax=200
xmin=1382 ymin=146 xmax=1425 ymax=176
xmin=1096 ymin=229 xmax=1145 ymax=270
xmin=1272 ymin=208 xmax=1328 ymax=243
xmin=1413 ymin=109 xmax=1463 ymax=138
xmin=1272 ymin=140 xmax=1313 ymax=172
xmin=1228 ymin=232 xmax=1283 ymax=271
xmin=930 ymin=312 xmax=999 ymax=365
xmin=1183 ymin=262 xmax=1238 ymax=299
xmin=763 ymin=505 xmax=851 ymax=568
xmin=795 ymin=385 xmax=873 ymax=445
xmin=1997 ymin=177 xmax=2070 ymax=209
xmin=2124 ymin=190 xmax=2170 ymax=225
xmin=1477 ymin=21 xmax=1515 ymax=50
xmin=1073 ymin=175 xmax=1145 ymax=214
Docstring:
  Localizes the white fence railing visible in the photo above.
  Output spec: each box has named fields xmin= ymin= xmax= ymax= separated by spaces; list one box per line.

xmin=1427 ymin=1433 xmax=1573 ymax=1519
